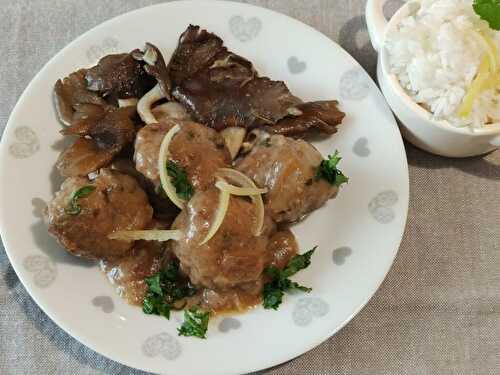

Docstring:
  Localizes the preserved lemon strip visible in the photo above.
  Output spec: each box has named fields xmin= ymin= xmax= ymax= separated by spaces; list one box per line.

xmin=108 ymin=230 xmax=183 ymax=242
xmin=474 ymin=30 xmax=498 ymax=73
xmin=158 ymin=124 xmax=185 ymax=209
xmin=214 ymin=179 xmax=267 ymax=196
xmin=216 ymin=168 xmax=265 ymax=236
xmin=200 ymin=188 xmax=231 ymax=245
xmin=458 ymin=56 xmax=490 ymax=118
xmin=459 ymin=30 xmax=499 ymax=118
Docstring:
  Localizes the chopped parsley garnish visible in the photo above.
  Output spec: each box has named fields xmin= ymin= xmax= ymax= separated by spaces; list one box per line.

xmin=142 ymin=259 xmax=197 ymax=319
xmin=315 ymin=151 xmax=348 ymax=187
xmin=262 ymin=247 xmax=317 ymax=310
xmin=473 ymin=0 xmax=500 ymax=30
xmin=178 ymin=307 xmax=210 ymax=339
xmin=167 ymin=161 xmax=194 ymax=200
xmin=64 ymin=185 xmax=95 ymax=215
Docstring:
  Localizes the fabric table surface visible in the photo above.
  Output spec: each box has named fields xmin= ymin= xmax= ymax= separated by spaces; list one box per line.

xmin=1 ymin=0 xmax=499 ymax=374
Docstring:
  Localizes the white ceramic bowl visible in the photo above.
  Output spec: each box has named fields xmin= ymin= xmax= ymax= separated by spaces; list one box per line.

xmin=366 ymin=0 xmax=500 ymax=158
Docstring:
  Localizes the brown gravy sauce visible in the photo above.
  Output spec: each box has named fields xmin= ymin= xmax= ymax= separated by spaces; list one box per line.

xmin=191 ymin=229 xmax=299 ymax=314
xmin=100 ymin=240 xmax=164 ymax=306
xmin=99 ymin=229 xmax=298 ymax=314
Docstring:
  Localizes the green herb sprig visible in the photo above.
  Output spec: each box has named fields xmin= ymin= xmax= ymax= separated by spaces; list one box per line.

xmin=315 ymin=151 xmax=348 ymax=187
xmin=167 ymin=161 xmax=194 ymax=200
xmin=263 ymin=247 xmax=317 ymax=310
xmin=143 ymin=259 xmax=197 ymax=319
xmin=178 ymin=307 xmax=210 ymax=339
xmin=473 ymin=0 xmax=500 ymax=31
xmin=65 ymin=185 xmax=96 ymax=215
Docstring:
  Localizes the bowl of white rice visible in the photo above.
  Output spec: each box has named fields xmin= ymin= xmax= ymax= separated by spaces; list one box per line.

xmin=366 ymin=0 xmax=500 ymax=157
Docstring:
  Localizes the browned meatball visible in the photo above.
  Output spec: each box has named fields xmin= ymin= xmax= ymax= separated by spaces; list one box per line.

xmin=47 ymin=169 xmax=153 ymax=260
xmin=236 ymin=134 xmax=338 ymax=223
xmin=170 ymin=188 xmax=274 ymax=292
xmin=100 ymin=239 xmax=165 ymax=305
xmin=134 ymin=119 xmax=231 ymax=191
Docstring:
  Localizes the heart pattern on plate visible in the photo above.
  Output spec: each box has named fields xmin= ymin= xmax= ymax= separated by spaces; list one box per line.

xmin=92 ymin=296 xmax=114 ymax=313
xmin=339 ymin=68 xmax=371 ymax=101
xmin=332 ymin=246 xmax=352 ymax=265
xmin=353 ymin=137 xmax=370 ymax=157
xmin=229 ymin=16 xmax=262 ymax=42
xmin=142 ymin=332 xmax=181 ymax=360
xmin=9 ymin=127 xmax=40 ymax=159
xmin=288 ymin=56 xmax=307 ymax=74
xmin=23 ymin=255 xmax=57 ymax=288
xmin=218 ymin=317 xmax=242 ymax=333
xmin=292 ymin=297 xmax=330 ymax=327
xmin=86 ymin=37 xmax=119 ymax=63
xmin=368 ymin=190 xmax=399 ymax=224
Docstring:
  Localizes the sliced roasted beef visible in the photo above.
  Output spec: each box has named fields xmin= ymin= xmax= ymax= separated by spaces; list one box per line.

xmin=85 ymin=53 xmax=156 ymax=102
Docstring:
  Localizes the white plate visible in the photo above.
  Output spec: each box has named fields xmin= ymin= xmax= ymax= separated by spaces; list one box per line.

xmin=0 ymin=1 xmax=409 ymax=374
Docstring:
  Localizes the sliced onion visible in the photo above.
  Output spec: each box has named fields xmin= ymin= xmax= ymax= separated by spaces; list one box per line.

xmin=118 ymin=98 xmax=138 ymax=108
xmin=158 ymin=124 xmax=185 ymax=209
xmin=216 ymin=168 xmax=265 ymax=236
xmin=108 ymin=230 xmax=183 ymax=242
xmin=215 ymin=179 xmax=267 ymax=196
xmin=137 ymin=84 xmax=164 ymax=124
xmin=200 ymin=188 xmax=231 ymax=245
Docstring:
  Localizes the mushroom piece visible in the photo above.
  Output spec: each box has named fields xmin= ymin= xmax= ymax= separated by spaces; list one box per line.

xmin=85 ymin=53 xmax=156 ymax=103
xmin=57 ymin=107 xmax=137 ymax=177
xmin=132 ymin=43 xmax=171 ymax=99
xmin=56 ymin=138 xmax=115 ymax=178
xmin=60 ymin=103 xmax=107 ymax=136
xmin=266 ymin=100 xmax=346 ymax=136
xmin=54 ymin=69 xmax=108 ymax=126
xmin=149 ymin=25 xmax=346 ymax=137
xmin=220 ymin=127 xmax=247 ymax=160
xmin=151 ymin=102 xmax=191 ymax=122
xmin=240 ymin=129 xmax=271 ymax=155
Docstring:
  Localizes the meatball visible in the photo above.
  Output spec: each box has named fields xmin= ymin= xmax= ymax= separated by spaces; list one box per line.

xmin=47 ymin=169 xmax=153 ymax=260
xmin=170 ymin=188 xmax=274 ymax=292
xmin=100 ymin=238 xmax=165 ymax=305
xmin=236 ymin=134 xmax=338 ymax=223
xmin=134 ymin=119 xmax=231 ymax=191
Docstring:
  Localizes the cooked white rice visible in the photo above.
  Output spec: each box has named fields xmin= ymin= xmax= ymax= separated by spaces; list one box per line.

xmin=386 ymin=0 xmax=500 ymax=129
